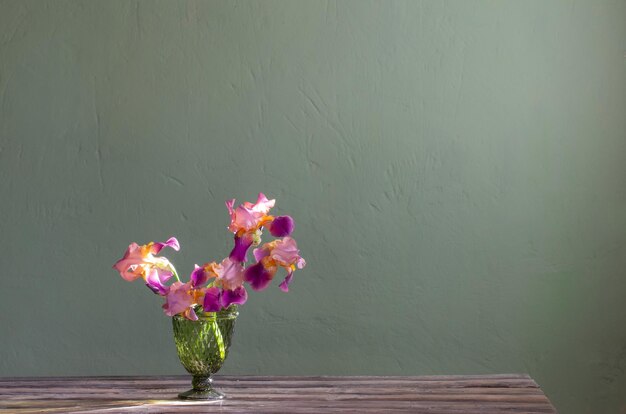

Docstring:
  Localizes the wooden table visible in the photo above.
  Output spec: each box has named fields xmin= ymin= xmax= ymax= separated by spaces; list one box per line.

xmin=0 ymin=374 xmax=557 ymax=413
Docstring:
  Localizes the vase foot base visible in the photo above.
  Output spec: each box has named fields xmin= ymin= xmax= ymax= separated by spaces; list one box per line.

xmin=178 ymin=388 xmax=225 ymax=400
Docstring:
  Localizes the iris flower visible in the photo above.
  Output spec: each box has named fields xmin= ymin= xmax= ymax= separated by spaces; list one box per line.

xmin=226 ymin=193 xmax=277 ymax=263
xmin=162 ymin=281 xmax=205 ymax=320
xmin=195 ymin=257 xmax=249 ymax=311
xmin=112 ymin=237 xmax=180 ymax=295
xmin=226 ymin=193 xmax=275 ymax=235
xmin=245 ymin=237 xmax=306 ymax=292
xmin=203 ymin=257 xmax=245 ymax=290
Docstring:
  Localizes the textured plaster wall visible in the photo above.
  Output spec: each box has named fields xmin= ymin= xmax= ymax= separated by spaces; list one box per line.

xmin=1 ymin=1 xmax=625 ymax=412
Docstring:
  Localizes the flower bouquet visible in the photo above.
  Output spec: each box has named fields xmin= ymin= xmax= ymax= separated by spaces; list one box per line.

xmin=112 ymin=193 xmax=305 ymax=399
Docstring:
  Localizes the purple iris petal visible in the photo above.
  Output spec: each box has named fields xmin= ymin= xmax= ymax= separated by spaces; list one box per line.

xmin=221 ymin=286 xmax=248 ymax=307
xmin=203 ymin=287 xmax=222 ymax=312
xmin=152 ymin=237 xmax=180 ymax=254
xmin=190 ymin=265 xmax=209 ymax=287
xmin=229 ymin=235 xmax=253 ymax=263
xmin=244 ymin=262 xmax=274 ymax=291
xmin=278 ymin=271 xmax=293 ymax=292
xmin=269 ymin=216 xmax=295 ymax=237
xmin=145 ymin=268 xmax=172 ymax=296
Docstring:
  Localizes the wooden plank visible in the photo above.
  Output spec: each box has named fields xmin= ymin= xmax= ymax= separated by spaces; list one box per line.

xmin=0 ymin=374 xmax=534 ymax=382
xmin=0 ymin=375 xmax=557 ymax=413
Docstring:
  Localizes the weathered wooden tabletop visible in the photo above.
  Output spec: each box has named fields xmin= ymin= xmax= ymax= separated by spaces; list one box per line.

xmin=0 ymin=374 xmax=556 ymax=413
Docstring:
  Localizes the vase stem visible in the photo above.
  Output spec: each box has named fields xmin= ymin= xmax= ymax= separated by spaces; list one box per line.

xmin=193 ymin=375 xmax=212 ymax=391
xmin=178 ymin=375 xmax=225 ymax=400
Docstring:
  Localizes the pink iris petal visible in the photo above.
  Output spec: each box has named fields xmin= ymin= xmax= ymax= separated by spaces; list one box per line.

xmin=162 ymin=281 xmax=195 ymax=316
xmin=218 ymin=258 xmax=245 ymax=290
xmin=245 ymin=193 xmax=275 ymax=214
xmin=244 ymin=262 xmax=275 ymax=291
xmin=113 ymin=243 xmax=144 ymax=281
xmin=145 ymin=268 xmax=172 ymax=296
xmin=278 ymin=271 xmax=294 ymax=292
xmin=190 ymin=264 xmax=209 ymax=287
xmin=229 ymin=234 xmax=253 ymax=263
xmin=221 ymin=286 xmax=248 ymax=307
xmin=151 ymin=237 xmax=180 ymax=254
xmin=122 ymin=264 xmax=145 ymax=282
xmin=271 ymin=237 xmax=305 ymax=268
xmin=253 ymin=245 xmax=271 ymax=262
xmin=203 ymin=286 xmax=222 ymax=312
xmin=269 ymin=216 xmax=295 ymax=237
xmin=184 ymin=307 xmax=199 ymax=321
xmin=230 ymin=205 xmax=259 ymax=232
xmin=226 ymin=194 xmax=276 ymax=233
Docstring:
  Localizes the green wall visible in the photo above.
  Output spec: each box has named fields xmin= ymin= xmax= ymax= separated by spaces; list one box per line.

xmin=1 ymin=1 xmax=625 ymax=412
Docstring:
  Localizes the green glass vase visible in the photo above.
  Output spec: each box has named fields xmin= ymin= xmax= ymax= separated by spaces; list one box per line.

xmin=172 ymin=306 xmax=238 ymax=400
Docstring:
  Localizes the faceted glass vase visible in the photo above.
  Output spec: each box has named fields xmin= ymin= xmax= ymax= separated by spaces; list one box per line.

xmin=172 ymin=306 xmax=238 ymax=400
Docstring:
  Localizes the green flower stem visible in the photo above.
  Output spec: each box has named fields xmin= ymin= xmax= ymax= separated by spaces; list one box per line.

xmin=171 ymin=266 xmax=181 ymax=282
xmin=207 ymin=314 xmax=226 ymax=360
